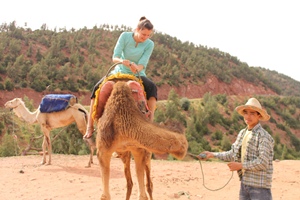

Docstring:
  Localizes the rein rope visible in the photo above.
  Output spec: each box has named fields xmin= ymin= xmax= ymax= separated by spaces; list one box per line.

xmin=105 ymin=62 xmax=142 ymax=80
xmin=188 ymin=153 xmax=234 ymax=191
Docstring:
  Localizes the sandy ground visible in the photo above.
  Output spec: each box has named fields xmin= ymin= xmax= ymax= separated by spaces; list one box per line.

xmin=0 ymin=154 xmax=299 ymax=200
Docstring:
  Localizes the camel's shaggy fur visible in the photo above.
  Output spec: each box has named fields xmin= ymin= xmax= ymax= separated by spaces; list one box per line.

xmin=4 ymin=98 xmax=95 ymax=167
xmin=96 ymin=81 xmax=188 ymax=200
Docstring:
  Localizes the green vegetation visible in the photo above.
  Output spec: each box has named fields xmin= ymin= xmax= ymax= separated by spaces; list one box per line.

xmin=155 ymin=93 xmax=300 ymax=160
xmin=0 ymin=21 xmax=299 ymax=160
xmin=1 ymin=93 xmax=299 ymax=160
xmin=1 ymin=21 xmax=300 ymax=96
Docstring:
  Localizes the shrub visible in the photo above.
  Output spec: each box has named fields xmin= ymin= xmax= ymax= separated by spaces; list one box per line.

xmin=221 ymin=135 xmax=232 ymax=151
xmin=4 ymin=79 xmax=14 ymax=91
xmin=180 ymin=97 xmax=190 ymax=111
xmin=211 ymin=130 xmax=223 ymax=141
xmin=0 ymin=134 xmax=18 ymax=157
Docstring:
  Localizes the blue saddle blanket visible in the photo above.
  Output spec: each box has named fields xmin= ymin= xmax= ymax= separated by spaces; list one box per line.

xmin=40 ymin=94 xmax=77 ymax=113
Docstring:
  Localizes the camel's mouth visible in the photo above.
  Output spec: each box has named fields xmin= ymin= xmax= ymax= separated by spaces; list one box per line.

xmin=5 ymin=101 xmax=17 ymax=110
xmin=5 ymin=104 xmax=14 ymax=111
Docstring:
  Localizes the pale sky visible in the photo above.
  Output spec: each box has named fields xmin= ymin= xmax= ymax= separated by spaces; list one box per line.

xmin=2 ymin=0 xmax=300 ymax=82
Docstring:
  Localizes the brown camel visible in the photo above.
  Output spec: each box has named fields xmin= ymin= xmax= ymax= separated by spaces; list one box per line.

xmin=96 ymin=81 xmax=188 ymax=200
xmin=4 ymin=98 xmax=95 ymax=167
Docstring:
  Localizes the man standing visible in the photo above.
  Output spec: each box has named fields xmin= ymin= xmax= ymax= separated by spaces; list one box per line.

xmin=199 ymin=97 xmax=274 ymax=200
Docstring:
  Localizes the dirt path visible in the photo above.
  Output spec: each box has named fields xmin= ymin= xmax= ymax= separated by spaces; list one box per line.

xmin=0 ymin=155 xmax=299 ymax=200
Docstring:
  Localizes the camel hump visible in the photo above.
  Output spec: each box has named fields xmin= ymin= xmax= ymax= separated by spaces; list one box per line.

xmin=40 ymin=94 xmax=78 ymax=113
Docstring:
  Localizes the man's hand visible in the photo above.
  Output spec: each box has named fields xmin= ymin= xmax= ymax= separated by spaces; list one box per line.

xmin=197 ymin=151 xmax=214 ymax=160
xmin=227 ymin=162 xmax=243 ymax=171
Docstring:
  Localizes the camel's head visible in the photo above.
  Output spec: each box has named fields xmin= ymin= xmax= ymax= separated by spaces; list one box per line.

xmin=4 ymin=98 xmax=23 ymax=110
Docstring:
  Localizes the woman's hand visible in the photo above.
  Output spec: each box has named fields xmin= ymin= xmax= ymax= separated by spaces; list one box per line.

xmin=121 ymin=59 xmax=131 ymax=67
xmin=121 ymin=59 xmax=138 ymax=73
xmin=129 ymin=62 xmax=138 ymax=73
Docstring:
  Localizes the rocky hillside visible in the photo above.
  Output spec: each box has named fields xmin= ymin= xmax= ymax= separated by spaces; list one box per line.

xmin=1 ymin=22 xmax=300 ymax=161
xmin=1 ymin=23 xmax=300 ymax=107
xmin=1 ymin=74 xmax=278 ymax=108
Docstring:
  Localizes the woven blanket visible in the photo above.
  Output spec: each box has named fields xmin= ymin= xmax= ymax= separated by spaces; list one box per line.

xmin=39 ymin=94 xmax=77 ymax=113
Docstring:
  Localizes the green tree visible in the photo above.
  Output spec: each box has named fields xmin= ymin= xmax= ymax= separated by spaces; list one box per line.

xmin=0 ymin=134 xmax=18 ymax=156
xmin=202 ymin=93 xmax=221 ymax=126
xmin=221 ymin=135 xmax=231 ymax=151
xmin=180 ymin=97 xmax=190 ymax=111
xmin=4 ymin=78 xmax=14 ymax=91
xmin=28 ymin=64 xmax=48 ymax=92
xmin=35 ymin=48 xmax=43 ymax=61
xmin=9 ymin=39 xmax=22 ymax=56
xmin=165 ymin=89 xmax=185 ymax=124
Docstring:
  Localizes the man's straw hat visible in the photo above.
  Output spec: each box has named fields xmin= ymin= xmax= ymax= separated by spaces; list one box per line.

xmin=235 ymin=98 xmax=270 ymax=121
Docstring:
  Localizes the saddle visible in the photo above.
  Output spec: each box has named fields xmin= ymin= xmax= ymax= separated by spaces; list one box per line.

xmin=92 ymin=73 xmax=150 ymax=120
xmin=40 ymin=94 xmax=77 ymax=113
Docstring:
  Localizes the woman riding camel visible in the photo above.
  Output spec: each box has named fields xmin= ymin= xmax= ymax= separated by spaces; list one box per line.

xmin=84 ymin=16 xmax=157 ymax=139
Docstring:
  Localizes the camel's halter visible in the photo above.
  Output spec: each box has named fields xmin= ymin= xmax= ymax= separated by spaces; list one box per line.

xmin=188 ymin=153 xmax=234 ymax=191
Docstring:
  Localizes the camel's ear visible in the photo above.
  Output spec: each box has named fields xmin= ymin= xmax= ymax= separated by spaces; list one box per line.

xmin=15 ymin=98 xmax=23 ymax=105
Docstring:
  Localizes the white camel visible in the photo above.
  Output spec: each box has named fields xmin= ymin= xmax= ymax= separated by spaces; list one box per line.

xmin=4 ymin=97 xmax=95 ymax=167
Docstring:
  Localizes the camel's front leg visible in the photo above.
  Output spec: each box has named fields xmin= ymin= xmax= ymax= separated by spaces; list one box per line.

xmin=98 ymin=151 xmax=112 ymax=200
xmin=132 ymin=149 xmax=149 ymax=200
xmin=145 ymin=152 xmax=153 ymax=200
xmin=41 ymin=127 xmax=52 ymax=165
xmin=41 ymin=135 xmax=47 ymax=165
xmin=118 ymin=151 xmax=133 ymax=200
xmin=47 ymin=136 xmax=52 ymax=165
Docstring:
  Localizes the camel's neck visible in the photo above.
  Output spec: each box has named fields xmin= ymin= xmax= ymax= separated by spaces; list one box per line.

xmin=13 ymin=104 xmax=38 ymax=124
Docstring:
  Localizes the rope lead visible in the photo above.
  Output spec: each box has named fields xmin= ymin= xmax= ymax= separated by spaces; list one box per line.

xmin=189 ymin=153 xmax=234 ymax=191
